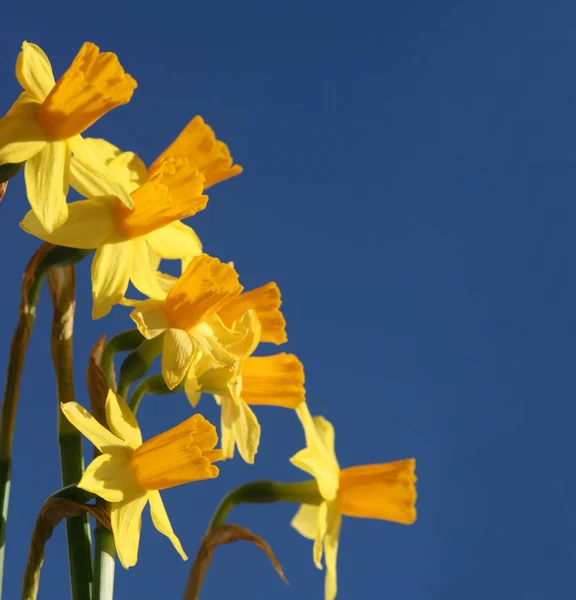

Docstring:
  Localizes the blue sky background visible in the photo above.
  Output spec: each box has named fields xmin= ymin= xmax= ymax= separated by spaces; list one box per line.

xmin=0 ymin=1 xmax=575 ymax=598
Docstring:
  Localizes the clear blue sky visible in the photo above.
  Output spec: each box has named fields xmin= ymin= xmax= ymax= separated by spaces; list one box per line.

xmin=0 ymin=1 xmax=575 ymax=598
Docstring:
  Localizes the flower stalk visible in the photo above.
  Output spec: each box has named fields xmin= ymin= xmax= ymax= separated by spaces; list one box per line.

xmin=0 ymin=245 xmax=91 ymax=597
xmin=116 ymin=335 xmax=164 ymax=400
xmin=100 ymin=330 xmax=145 ymax=389
xmin=128 ymin=374 xmax=183 ymax=414
xmin=48 ymin=267 xmax=92 ymax=600
xmin=207 ymin=480 xmax=322 ymax=532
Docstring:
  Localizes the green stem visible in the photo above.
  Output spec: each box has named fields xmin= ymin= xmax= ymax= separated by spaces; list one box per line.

xmin=128 ymin=375 xmax=183 ymax=414
xmin=100 ymin=330 xmax=144 ymax=389
xmin=48 ymin=267 xmax=92 ymax=600
xmin=117 ymin=336 xmax=164 ymax=400
xmin=0 ymin=245 xmax=90 ymax=596
xmin=207 ymin=480 xmax=322 ymax=532
xmin=92 ymin=332 xmax=145 ymax=600
xmin=92 ymin=525 xmax=115 ymax=600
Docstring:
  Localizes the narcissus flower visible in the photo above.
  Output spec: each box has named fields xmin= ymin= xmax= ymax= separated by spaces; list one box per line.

xmin=0 ymin=41 xmax=136 ymax=232
xmin=21 ymin=157 xmax=207 ymax=318
xmin=61 ymin=390 xmax=222 ymax=568
xmin=68 ymin=137 xmax=204 ymax=266
xmin=144 ymin=269 xmax=294 ymax=463
xmin=185 ymin=282 xmax=301 ymax=463
xmin=290 ymin=403 xmax=417 ymax=600
xmin=122 ymin=253 xmax=255 ymax=390
xmin=190 ymin=350 xmax=306 ymax=464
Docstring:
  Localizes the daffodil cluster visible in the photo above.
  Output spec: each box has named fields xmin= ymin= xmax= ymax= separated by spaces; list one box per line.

xmin=0 ymin=41 xmax=418 ymax=600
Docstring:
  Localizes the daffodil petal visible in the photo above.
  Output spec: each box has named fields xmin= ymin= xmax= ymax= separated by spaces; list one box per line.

xmin=312 ymin=416 xmax=335 ymax=455
xmin=16 ymin=42 xmax=55 ymax=101
xmin=291 ymin=404 xmax=340 ymax=501
xmin=191 ymin=325 xmax=236 ymax=368
xmin=5 ymin=92 xmax=41 ymax=118
xmin=20 ymin=199 xmax=114 ymax=249
xmin=219 ymin=397 xmax=260 ymax=464
xmin=68 ymin=135 xmax=134 ymax=209
xmin=219 ymin=398 xmax=236 ymax=460
xmin=128 ymin=299 xmax=169 ymax=339
xmin=184 ymin=368 xmax=203 ymax=408
xmin=291 ymin=504 xmax=319 ymax=540
xmin=0 ymin=115 xmax=48 ymax=164
xmin=290 ymin=446 xmax=339 ymax=502
xmin=324 ymin=504 xmax=341 ymax=600
xmin=147 ymin=490 xmax=188 ymax=560
xmin=146 ymin=221 xmax=202 ymax=260
xmin=107 ymin=148 xmax=147 ymax=192
xmin=24 ymin=140 xmax=70 ymax=233
xmin=111 ymin=493 xmax=149 ymax=569
xmin=105 ymin=389 xmax=142 ymax=449
xmin=60 ymin=402 xmax=125 ymax=452
xmin=82 ymin=137 xmax=147 ymax=193
xmin=207 ymin=310 xmax=261 ymax=360
xmin=92 ymin=241 xmax=135 ymax=319
xmin=161 ymin=329 xmax=196 ymax=390
xmin=130 ymin=237 xmax=169 ymax=300
xmin=313 ymin=501 xmax=328 ymax=569
xmin=78 ymin=449 xmax=135 ymax=502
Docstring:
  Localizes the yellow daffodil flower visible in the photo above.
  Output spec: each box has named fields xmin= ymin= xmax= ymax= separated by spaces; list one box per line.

xmin=65 ymin=111 xmax=244 ymax=271
xmin=290 ymin=403 xmax=417 ymax=600
xmin=20 ymin=157 xmax=207 ymax=318
xmin=122 ymin=253 xmax=256 ymax=390
xmin=147 ymin=270 xmax=293 ymax=463
xmin=61 ymin=390 xmax=222 ymax=568
xmin=190 ymin=351 xmax=306 ymax=464
xmin=0 ymin=41 xmax=136 ymax=232
xmin=67 ymin=137 xmax=204 ymax=266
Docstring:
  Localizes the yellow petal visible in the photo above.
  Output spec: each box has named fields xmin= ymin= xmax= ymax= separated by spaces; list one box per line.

xmin=149 ymin=115 xmax=242 ymax=189
xmin=16 ymin=42 xmax=56 ymax=102
xmin=68 ymin=135 xmax=134 ymax=209
xmin=105 ymin=389 xmax=142 ymax=449
xmin=241 ymin=353 xmax=305 ymax=408
xmin=78 ymin=449 xmax=136 ymax=502
xmin=0 ymin=113 xmax=48 ymax=165
xmin=219 ymin=395 xmax=261 ymax=464
xmin=291 ymin=504 xmax=319 ymax=540
xmin=313 ymin=501 xmax=328 ymax=569
xmin=113 ymin=159 xmax=206 ymax=239
xmin=290 ymin=403 xmax=340 ymax=500
xmin=60 ymin=401 xmax=125 ymax=452
xmin=91 ymin=241 xmax=135 ymax=319
xmin=207 ymin=310 xmax=261 ymax=360
xmin=81 ymin=137 xmax=147 ymax=192
xmin=312 ymin=416 xmax=335 ymax=456
xmin=184 ymin=354 xmax=212 ymax=407
xmin=4 ymin=92 xmax=41 ymax=119
xmin=24 ymin=140 xmax=70 ymax=233
xmin=145 ymin=221 xmax=202 ymax=261
xmin=111 ymin=492 xmax=148 ymax=569
xmin=129 ymin=237 xmax=169 ymax=300
xmin=147 ymin=490 xmax=188 ymax=560
xmin=128 ymin=299 xmax=169 ymax=339
xmin=323 ymin=504 xmax=341 ymax=600
xmin=164 ymin=254 xmax=242 ymax=331
xmin=20 ymin=199 xmax=114 ymax=249
xmin=338 ymin=459 xmax=417 ymax=524
xmin=218 ymin=282 xmax=286 ymax=344
xmin=37 ymin=42 xmax=137 ymax=140
xmin=131 ymin=414 xmax=221 ymax=490
xmin=161 ymin=328 xmax=196 ymax=389
xmin=190 ymin=324 xmax=237 ymax=367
